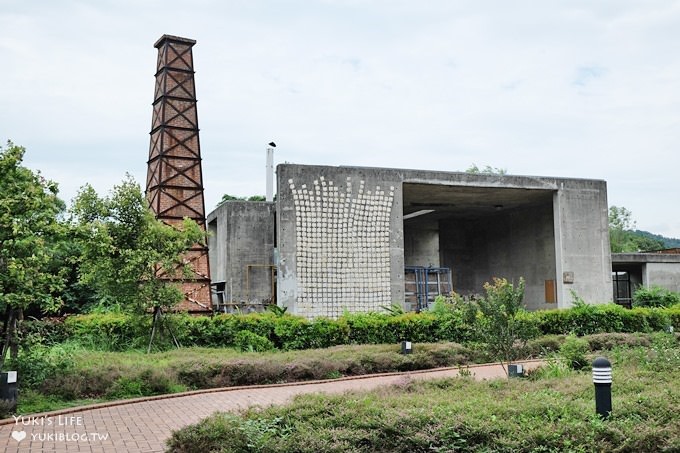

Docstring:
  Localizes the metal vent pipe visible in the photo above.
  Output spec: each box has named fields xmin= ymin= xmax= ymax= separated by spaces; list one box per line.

xmin=266 ymin=142 xmax=275 ymax=202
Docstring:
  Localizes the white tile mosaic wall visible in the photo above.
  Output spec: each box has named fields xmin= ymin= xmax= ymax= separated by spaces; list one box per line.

xmin=288 ymin=176 xmax=395 ymax=318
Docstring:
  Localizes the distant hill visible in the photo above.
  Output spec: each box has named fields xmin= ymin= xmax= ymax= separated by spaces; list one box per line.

xmin=634 ymin=230 xmax=680 ymax=249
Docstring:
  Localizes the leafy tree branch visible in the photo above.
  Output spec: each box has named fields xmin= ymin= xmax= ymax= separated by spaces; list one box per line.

xmin=0 ymin=141 xmax=66 ymax=368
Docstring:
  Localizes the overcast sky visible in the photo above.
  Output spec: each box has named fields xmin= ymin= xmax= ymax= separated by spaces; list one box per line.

xmin=2 ymin=1 xmax=679 ymax=238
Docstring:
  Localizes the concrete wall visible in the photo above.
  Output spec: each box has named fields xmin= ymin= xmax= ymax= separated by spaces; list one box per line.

xmin=485 ymin=203 xmax=556 ymax=310
xmin=646 ymin=263 xmax=680 ymax=293
xmin=404 ymin=217 xmax=440 ymax=267
xmin=207 ymin=201 xmax=275 ymax=305
xmin=439 ymin=219 xmax=476 ymax=293
xmin=553 ymin=180 xmax=612 ymax=307
xmin=438 ymin=203 xmax=556 ymax=310
xmin=405 ymin=207 xmax=556 ymax=310
xmin=277 ymin=166 xmax=404 ymax=318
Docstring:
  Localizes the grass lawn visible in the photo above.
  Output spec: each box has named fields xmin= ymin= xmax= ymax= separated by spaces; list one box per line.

xmin=13 ymin=341 xmax=490 ymax=415
xmin=166 ymin=334 xmax=680 ymax=452
xmin=9 ymin=332 xmax=665 ymax=418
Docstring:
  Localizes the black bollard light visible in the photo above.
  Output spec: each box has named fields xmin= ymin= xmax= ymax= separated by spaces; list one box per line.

xmin=0 ymin=371 xmax=18 ymax=412
xmin=592 ymin=357 xmax=612 ymax=420
xmin=508 ymin=363 xmax=524 ymax=378
xmin=400 ymin=341 xmax=412 ymax=354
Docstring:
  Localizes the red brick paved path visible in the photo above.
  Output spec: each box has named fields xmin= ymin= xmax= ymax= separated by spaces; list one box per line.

xmin=0 ymin=360 xmax=542 ymax=452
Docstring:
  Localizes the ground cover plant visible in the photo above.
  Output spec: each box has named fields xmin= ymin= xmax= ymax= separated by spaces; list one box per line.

xmin=8 ymin=341 xmax=482 ymax=415
xmin=166 ymin=333 xmax=680 ymax=452
xmin=6 ymin=332 xmax=668 ymax=418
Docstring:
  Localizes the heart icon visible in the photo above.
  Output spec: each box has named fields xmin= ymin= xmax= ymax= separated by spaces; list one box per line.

xmin=11 ymin=431 xmax=26 ymax=442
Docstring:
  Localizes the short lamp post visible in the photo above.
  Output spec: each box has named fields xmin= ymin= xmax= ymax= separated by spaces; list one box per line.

xmin=0 ymin=371 xmax=18 ymax=411
xmin=592 ymin=357 xmax=612 ymax=420
xmin=400 ymin=341 xmax=412 ymax=354
xmin=508 ymin=363 xmax=524 ymax=378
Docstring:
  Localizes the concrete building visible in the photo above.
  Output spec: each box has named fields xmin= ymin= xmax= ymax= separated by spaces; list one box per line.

xmin=207 ymin=201 xmax=276 ymax=312
xmin=612 ymin=251 xmax=680 ymax=307
xmin=208 ymin=163 xmax=617 ymax=318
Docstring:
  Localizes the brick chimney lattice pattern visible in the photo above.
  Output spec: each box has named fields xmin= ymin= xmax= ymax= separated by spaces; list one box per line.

xmin=146 ymin=35 xmax=211 ymax=312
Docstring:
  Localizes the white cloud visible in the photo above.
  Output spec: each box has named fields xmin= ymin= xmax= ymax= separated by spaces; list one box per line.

xmin=2 ymin=0 xmax=679 ymax=238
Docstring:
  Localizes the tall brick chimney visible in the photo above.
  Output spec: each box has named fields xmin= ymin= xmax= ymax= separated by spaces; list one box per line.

xmin=146 ymin=34 xmax=211 ymax=312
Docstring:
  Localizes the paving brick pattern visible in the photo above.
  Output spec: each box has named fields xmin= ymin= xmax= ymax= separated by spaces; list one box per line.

xmin=0 ymin=360 xmax=541 ymax=452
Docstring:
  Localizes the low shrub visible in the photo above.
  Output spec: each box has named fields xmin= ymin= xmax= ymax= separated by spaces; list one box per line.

xmin=14 ymin=332 xmax=672 ymax=415
xmin=434 ymin=312 xmax=476 ymax=343
xmin=633 ymin=285 xmax=680 ymax=308
xmin=167 ymin=412 xmax=287 ymax=453
xmin=585 ymin=332 xmax=652 ymax=351
xmin=621 ymin=307 xmax=671 ymax=333
xmin=9 ymin=343 xmax=76 ymax=390
xmin=388 ymin=312 xmax=440 ymax=343
xmin=231 ymin=313 xmax=278 ymax=343
xmin=171 ymin=343 xmax=482 ymax=390
xmin=344 ymin=312 xmax=395 ymax=344
xmin=53 ymin=302 xmax=680 ymax=353
xmin=19 ymin=317 xmax=68 ymax=345
xmin=559 ymin=335 xmax=589 ymax=370
xmin=63 ymin=313 xmax=148 ymax=350
xmin=533 ymin=303 xmax=674 ymax=336
xmin=522 ymin=335 xmax=564 ymax=357
xmin=526 ymin=356 xmax=573 ymax=380
xmin=234 ymin=330 xmax=275 ymax=352
xmin=44 ymin=367 xmax=118 ymax=400
xmin=521 ymin=332 xmax=661 ymax=358
xmin=0 ymin=399 xmax=16 ymax=420
xmin=271 ymin=316 xmax=311 ymax=350
xmin=105 ymin=369 xmax=178 ymax=399
xmin=667 ymin=304 xmax=680 ymax=330
xmin=308 ymin=317 xmax=351 ymax=348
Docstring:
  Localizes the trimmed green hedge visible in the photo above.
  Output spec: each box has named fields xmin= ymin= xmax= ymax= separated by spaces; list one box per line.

xmin=44 ymin=303 xmax=680 ymax=351
xmin=533 ymin=304 xmax=674 ymax=335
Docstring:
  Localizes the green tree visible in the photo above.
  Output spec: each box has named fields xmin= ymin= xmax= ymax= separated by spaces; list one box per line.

xmin=476 ymin=277 xmax=533 ymax=375
xmin=633 ymin=230 xmax=680 ymax=249
xmin=609 ymin=206 xmax=664 ymax=252
xmin=71 ymin=175 xmax=206 ymax=315
xmin=465 ymin=164 xmax=507 ymax=175
xmin=51 ymin=233 xmax=99 ymax=314
xmin=218 ymin=194 xmax=266 ymax=206
xmin=633 ymin=235 xmax=665 ymax=252
xmin=0 ymin=141 xmax=66 ymax=368
xmin=609 ymin=206 xmax=635 ymax=253
xmin=219 ymin=194 xmax=241 ymax=203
